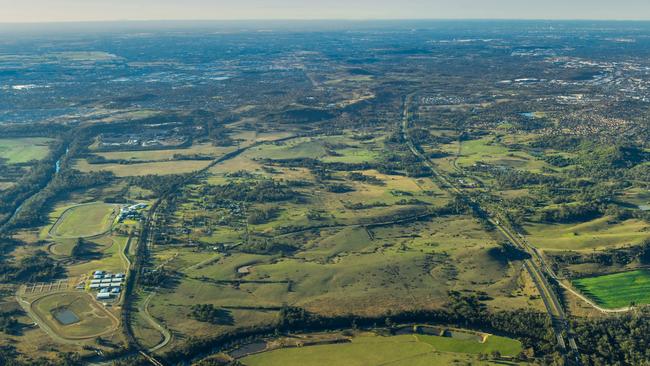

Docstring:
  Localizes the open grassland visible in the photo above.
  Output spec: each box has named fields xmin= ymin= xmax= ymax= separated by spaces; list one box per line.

xmin=242 ymin=333 xmax=524 ymax=366
xmin=30 ymin=291 xmax=119 ymax=339
xmin=73 ymin=159 xmax=212 ymax=177
xmin=0 ymin=137 xmax=53 ymax=163
xmin=50 ymin=202 xmax=117 ymax=238
xmin=619 ymin=187 xmax=650 ymax=210
xmin=145 ymin=215 xmax=538 ymax=346
xmin=573 ymin=270 xmax=650 ymax=308
xmin=525 ymin=216 xmax=650 ymax=251
xmin=246 ymin=135 xmax=381 ymax=164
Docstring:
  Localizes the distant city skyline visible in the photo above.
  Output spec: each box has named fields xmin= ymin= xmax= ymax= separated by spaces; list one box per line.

xmin=1 ymin=0 xmax=650 ymax=23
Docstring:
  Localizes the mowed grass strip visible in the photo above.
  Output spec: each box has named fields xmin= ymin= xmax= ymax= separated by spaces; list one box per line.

xmin=51 ymin=203 xmax=116 ymax=238
xmin=573 ymin=270 xmax=650 ymax=308
xmin=73 ymin=159 xmax=212 ymax=177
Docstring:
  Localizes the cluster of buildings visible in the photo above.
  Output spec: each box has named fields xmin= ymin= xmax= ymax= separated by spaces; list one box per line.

xmin=89 ymin=271 xmax=125 ymax=300
xmin=118 ymin=203 xmax=148 ymax=222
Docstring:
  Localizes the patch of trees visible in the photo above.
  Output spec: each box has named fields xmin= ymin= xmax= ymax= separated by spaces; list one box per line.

xmin=541 ymin=155 xmax=575 ymax=168
xmin=128 ymin=174 xmax=192 ymax=196
xmin=343 ymin=201 xmax=388 ymax=210
xmin=141 ymin=268 xmax=176 ymax=288
xmin=0 ymin=250 xmax=64 ymax=283
xmin=347 ymin=172 xmax=384 ymax=185
xmin=573 ymin=307 xmax=650 ymax=365
xmin=189 ymin=304 xmax=234 ymax=325
xmin=247 ymin=206 xmax=280 ymax=225
xmin=539 ymin=203 xmax=601 ymax=224
xmin=531 ymin=135 xmax=583 ymax=151
xmin=267 ymin=157 xmax=377 ymax=173
xmin=7 ymin=170 xmax=113 ymax=229
xmin=326 ymin=183 xmax=354 ymax=193
xmin=239 ymin=239 xmax=298 ymax=255
xmin=202 ymin=180 xmax=298 ymax=203
xmin=70 ymin=238 xmax=101 ymax=260
xmin=377 ymin=153 xmax=432 ymax=178
xmin=580 ymin=144 xmax=649 ymax=172
xmin=0 ymin=311 xmax=20 ymax=335
xmin=488 ymin=242 xmax=531 ymax=263
xmin=491 ymin=168 xmax=558 ymax=190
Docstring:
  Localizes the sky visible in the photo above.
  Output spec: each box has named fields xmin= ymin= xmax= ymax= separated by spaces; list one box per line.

xmin=1 ymin=0 xmax=649 ymax=23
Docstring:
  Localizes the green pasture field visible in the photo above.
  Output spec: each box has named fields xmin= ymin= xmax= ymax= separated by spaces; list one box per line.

xmin=417 ymin=333 xmax=522 ymax=355
xmin=573 ymin=270 xmax=650 ymax=308
xmin=73 ymin=159 xmax=213 ymax=177
xmin=525 ymin=216 xmax=650 ymax=251
xmin=49 ymin=235 xmax=114 ymax=257
xmin=50 ymin=202 xmax=117 ymax=238
xmin=242 ymin=333 xmax=524 ymax=366
xmin=456 ymin=137 xmax=549 ymax=172
xmin=0 ymin=137 xmax=53 ymax=164
xmin=144 ymin=215 xmax=534 ymax=345
xmin=246 ymin=135 xmax=381 ymax=164
xmin=31 ymin=292 xmax=118 ymax=339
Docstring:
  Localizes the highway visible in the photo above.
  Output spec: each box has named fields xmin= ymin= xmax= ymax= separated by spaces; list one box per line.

xmin=400 ymin=93 xmax=581 ymax=363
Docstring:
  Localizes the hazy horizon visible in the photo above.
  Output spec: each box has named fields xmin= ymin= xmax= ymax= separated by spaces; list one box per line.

xmin=1 ymin=0 xmax=649 ymax=23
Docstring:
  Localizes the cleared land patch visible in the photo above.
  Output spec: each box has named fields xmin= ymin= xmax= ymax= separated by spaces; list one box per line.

xmin=572 ymin=270 xmax=650 ymax=308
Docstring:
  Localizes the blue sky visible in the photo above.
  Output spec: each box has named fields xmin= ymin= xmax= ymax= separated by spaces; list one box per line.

xmin=1 ymin=0 xmax=649 ymax=23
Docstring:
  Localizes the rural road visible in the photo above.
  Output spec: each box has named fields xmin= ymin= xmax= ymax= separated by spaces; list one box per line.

xmin=140 ymin=291 xmax=172 ymax=353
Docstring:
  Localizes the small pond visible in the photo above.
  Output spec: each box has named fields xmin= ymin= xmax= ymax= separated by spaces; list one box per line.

xmin=52 ymin=308 xmax=80 ymax=325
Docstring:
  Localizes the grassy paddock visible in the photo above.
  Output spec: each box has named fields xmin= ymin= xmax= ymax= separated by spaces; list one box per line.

xmin=242 ymin=333 xmax=523 ymax=366
xmin=525 ymin=216 xmax=650 ymax=251
xmin=0 ymin=137 xmax=53 ymax=164
xmin=572 ymin=270 xmax=650 ymax=308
